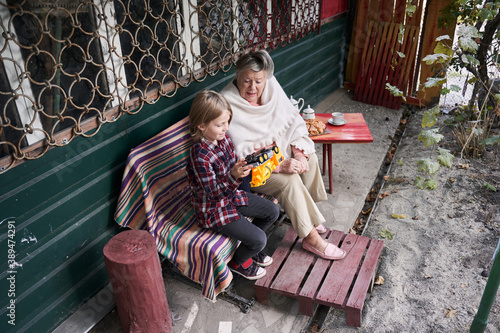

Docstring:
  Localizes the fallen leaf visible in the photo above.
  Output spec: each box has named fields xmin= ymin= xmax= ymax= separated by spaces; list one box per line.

xmin=444 ymin=309 xmax=457 ymax=318
xmin=424 ymin=274 xmax=433 ymax=279
xmin=458 ymin=163 xmax=469 ymax=169
xmin=374 ymin=275 xmax=385 ymax=285
xmin=379 ymin=192 xmax=390 ymax=199
xmin=392 ymin=213 xmax=408 ymax=219
xmin=400 ymin=119 xmax=407 ymax=125
xmin=392 ymin=188 xmax=399 ymax=193
xmin=349 ymin=228 xmax=357 ymax=234
xmin=412 ymin=216 xmax=419 ymax=220
xmin=384 ymin=175 xmax=390 ymax=181
xmin=362 ymin=208 xmax=372 ymax=215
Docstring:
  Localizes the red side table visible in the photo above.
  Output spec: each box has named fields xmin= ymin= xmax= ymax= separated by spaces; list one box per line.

xmin=309 ymin=113 xmax=373 ymax=193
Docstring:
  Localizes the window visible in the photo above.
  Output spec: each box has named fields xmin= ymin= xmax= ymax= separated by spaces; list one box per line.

xmin=0 ymin=0 xmax=320 ymax=171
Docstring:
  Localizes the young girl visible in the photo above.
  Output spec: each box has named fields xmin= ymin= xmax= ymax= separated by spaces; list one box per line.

xmin=186 ymin=90 xmax=279 ymax=280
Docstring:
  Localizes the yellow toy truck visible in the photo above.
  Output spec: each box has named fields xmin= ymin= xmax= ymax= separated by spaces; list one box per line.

xmin=244 ymin=145 xmax=284 ymax=187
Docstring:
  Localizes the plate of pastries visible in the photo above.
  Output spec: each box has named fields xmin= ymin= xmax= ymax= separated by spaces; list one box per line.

xmin=305 ymin=119 xmax=330 ymax=136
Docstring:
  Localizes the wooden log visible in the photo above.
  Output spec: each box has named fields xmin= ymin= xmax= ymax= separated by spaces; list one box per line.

xmin=103 ymin=230 xmax=172 ymax=333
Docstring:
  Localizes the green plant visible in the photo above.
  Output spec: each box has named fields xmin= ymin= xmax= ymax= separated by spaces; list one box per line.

xmin=412 ymin=106 xmax=455 ymax=190
xmin=379 ymin=229 xmax=395 ymax=240
xmin=484 ymin=182 xmax=497 ymax=191
xmin=387 ymin=1 xmax=500 ymax=188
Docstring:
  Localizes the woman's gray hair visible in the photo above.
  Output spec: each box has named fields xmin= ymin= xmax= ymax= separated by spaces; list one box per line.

xmin=235 ymin=50 xmax=274 ymax=79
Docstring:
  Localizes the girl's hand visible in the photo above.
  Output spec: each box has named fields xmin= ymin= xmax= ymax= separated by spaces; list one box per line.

xmin=231 ymin=159 xmax=252 ymax=179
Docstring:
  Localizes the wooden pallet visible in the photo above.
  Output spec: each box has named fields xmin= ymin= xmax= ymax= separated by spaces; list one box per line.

xmin=254 ymin=227 xmax=383 ymax=327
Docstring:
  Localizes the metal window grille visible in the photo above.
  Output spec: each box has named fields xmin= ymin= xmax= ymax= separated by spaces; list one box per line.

xmin=0 ymin=0 xmax=320 ymax=172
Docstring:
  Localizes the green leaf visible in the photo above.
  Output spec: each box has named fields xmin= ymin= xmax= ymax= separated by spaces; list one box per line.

xmin=481 ymin=134 xmax=500 ymax=145
xmin=385 ymin=83 xmax=404 ymax=97
xmin=472 ymin=127 xmax=484 ymax=137
xmin=467 ymin=77 xmax=478 ymax=84
xmin=418 ymin=129 xmax=444 ymax=147
xmin=435 ymin=35 xmax=451 ymax=42
xmin=397 ymin=51 xmax=406 ymax=58
xmin=437 ymin=148 xmax=454 ymax=167
xmin=422 ymin=53 xmax=451 ymax=65
xmin=441 ymin=88 xmax=450 ymax=95
xmin=479 ymin=8 xmax=494 ymax=20
xmin=484 ymin=182 xmax=497 ymax=192
xmin=406 ymin=3 xmax=416 ymax=16
xmin=457 ymin=25 xmax=481 ymax=51
xmin=423 ymin=77 xmax=446 ymax=88
xmin=462 ymin=54 xmax=480 ymax=66
xmin=417 ymin=158 xmax=441 ymax=175
xmin=450 ymin=84 xmax=461 ymax=92
xmin=425 ymin=178 xmax=438 ymax=190
xmin=422 ymin=105 xmax=440 ymax=127
xmin=379 ymin=229 xmax=395 ymax=240
xmin=414 ymin=176 xmax=426 ymax=189
xmin=398 ymin=24 xmax=405 ymax=44
xmin=434 ymin=41 xmax=453 ymax=57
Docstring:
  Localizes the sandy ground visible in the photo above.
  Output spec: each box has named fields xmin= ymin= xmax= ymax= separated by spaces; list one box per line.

xmin=323 ymin=108 xmax=500 ymax=332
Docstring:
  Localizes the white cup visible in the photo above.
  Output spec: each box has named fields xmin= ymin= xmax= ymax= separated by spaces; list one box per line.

xmin=331 ymin=112 xmax=345 ymax=124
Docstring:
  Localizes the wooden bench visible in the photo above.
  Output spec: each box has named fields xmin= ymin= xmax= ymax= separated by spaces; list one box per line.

xmin=254 ymin=227 xmax=383 ymax=327
xmin=114 ymin=117 xmax=281 ymax=306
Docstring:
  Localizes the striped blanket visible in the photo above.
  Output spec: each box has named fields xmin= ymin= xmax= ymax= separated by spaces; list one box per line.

xmin=114 ymin=117 xmax=238 ymax=301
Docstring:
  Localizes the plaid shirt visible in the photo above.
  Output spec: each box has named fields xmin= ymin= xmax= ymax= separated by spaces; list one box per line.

xmin=186 ymin=135 xmax=248 ymax=228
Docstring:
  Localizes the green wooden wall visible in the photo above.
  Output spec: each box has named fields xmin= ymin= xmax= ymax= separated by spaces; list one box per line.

xmin=0 ymin=18 xmax=346 ymax=333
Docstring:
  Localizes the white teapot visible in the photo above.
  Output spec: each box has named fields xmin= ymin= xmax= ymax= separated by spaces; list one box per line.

xmin=289 ymin=95 xmax=304 ymax=112
xmin=302 ymin=105 xmax=315 ymax=120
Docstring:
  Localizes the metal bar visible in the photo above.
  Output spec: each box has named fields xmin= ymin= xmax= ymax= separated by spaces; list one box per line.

xmin=470 ymin=238 xmax=500 ymax=333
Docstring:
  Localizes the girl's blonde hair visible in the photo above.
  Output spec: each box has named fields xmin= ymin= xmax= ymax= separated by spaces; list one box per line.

xmin=189 ymin=90 xmax=233 ymax=141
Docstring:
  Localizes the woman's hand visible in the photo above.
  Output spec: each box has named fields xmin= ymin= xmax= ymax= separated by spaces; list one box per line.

xmin=279 ymin=158 xmax=305 ymax=174
xmin=295 ymin=155 xmax=309 ymax=173
xmin=231 ymin=159 xmax=252 ymax=179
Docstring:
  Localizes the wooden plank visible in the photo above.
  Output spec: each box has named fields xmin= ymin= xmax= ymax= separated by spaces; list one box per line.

xmin=389 ymin=25 xmax=419 ymax=109
xmin=315 ymin=234 xmax=369 ymax=306
xmin=270 ymin=238 xmax=316 ymax=296
xmin=345 ymin=0 xmax=371 ymax=84
xmin=353 ymin=20 xmax=376 ymax=100
xmin=371 ymin=22 xmax=398 ymax=105
xmin=386 ymin=24 xmax=413 ymax=108
xmin=298 ymin=231 xmax=345 ymax=300
xmin=346 ymin=239 xmax=384 ymax=311
xmin=254 ymin=226 xmax=298 ymax=303
xmin=379 ymin=0 xmax=395 ymax=22
xmin=416 ymin=0 xmax=457 ymax=105
xmin=394 ymin=26 xmax=420 ymax=108
xmin=360 ymin=22 xmax=385 ymax=103
xmin=255 ymin=226 xmax=298 ymax=290
xmin=394 ymin=0 xmax=406 ymax=23
xmin=365 ymin=22 xmax=391 ymax=103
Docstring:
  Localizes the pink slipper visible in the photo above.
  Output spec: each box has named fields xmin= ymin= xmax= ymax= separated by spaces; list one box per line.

xmin=316 ymin=224 xmax=328 ymax=234
xmin=302 ymin=241 xmax=346 ymax=260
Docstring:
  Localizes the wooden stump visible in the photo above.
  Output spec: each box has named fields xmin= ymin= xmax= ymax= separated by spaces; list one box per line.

xmin=103 ymin=230 xmax=172 ymax=333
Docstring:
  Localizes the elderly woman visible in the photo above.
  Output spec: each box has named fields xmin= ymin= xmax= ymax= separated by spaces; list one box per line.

xmin=221 ymin=50 xmax=346 ymax=260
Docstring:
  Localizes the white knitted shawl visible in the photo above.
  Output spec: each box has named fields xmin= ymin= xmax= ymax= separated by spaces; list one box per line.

xmin=221 ymin=76 xmax=315 ymax=159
